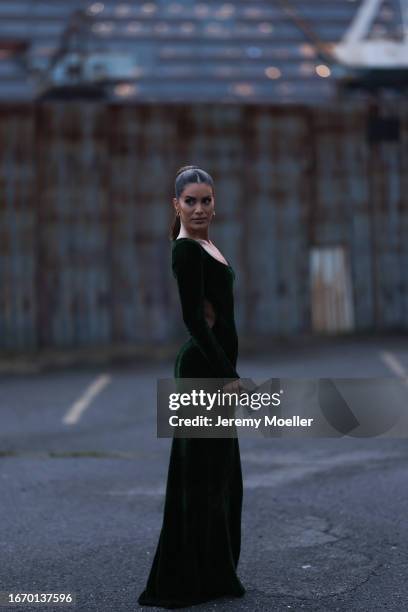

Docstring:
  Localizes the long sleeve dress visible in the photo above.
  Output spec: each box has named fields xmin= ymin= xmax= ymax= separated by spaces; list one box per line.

xmin=137 ymin=237 xmax=246 ymax=609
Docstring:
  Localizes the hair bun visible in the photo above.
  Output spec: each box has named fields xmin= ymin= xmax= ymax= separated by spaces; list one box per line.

xmin=175 ymin=165 xmax=199 ymax=177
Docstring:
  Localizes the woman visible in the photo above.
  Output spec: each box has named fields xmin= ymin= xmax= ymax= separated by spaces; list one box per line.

xmin=138 ymin=165 xmax=246 ymax=608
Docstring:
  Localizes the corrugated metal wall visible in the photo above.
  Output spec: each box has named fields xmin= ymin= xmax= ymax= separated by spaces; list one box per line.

xmin=0 ymin=101 xmax=407 ymax=351
xmin=0 ymin=107 xmax=37 ymax=350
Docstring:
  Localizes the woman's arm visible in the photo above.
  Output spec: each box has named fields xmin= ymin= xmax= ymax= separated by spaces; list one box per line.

xmin=172 ymin=240 xmax=240 ymax=380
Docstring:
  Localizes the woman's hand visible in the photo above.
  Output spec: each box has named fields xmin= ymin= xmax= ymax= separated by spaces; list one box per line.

xmin=222 ymin=378 xmax=243 ymax=394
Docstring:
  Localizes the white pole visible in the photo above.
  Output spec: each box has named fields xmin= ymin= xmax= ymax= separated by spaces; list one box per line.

xmin=343 ymin=0 xmax=383 ymax=43
xmin=401 ymin=0 xmax=408 ymax=43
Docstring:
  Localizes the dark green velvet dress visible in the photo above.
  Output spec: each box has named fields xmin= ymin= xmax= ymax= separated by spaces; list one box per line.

xmin=138 ymin=237 xmax=245 ymax=609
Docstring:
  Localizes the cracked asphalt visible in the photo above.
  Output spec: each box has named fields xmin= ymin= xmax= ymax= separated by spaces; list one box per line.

xmin=0 ymin=334 xmax=408 ymax=612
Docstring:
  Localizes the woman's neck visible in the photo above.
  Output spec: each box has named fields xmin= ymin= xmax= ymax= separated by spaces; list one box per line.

xmin=177 ymin=230 xmax=211 ymax=244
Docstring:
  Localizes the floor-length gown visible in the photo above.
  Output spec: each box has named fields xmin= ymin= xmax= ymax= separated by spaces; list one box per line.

xmin=138 ymin=237 xmax=246 ymax=609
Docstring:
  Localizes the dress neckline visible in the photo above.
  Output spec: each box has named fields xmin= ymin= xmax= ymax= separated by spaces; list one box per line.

xmin=174 ymin=237 xmax=232 ymax=269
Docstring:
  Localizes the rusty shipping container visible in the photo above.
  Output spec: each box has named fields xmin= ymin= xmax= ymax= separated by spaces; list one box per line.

xmin=0 ymin=100 xmax=407 ymax=352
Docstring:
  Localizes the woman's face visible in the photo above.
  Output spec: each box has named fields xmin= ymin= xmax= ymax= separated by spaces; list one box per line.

xmin=173 ymin=183 xmax=215 ymax=234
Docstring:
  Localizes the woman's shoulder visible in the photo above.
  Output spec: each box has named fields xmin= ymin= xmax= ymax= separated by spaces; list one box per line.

xmin=172 ymin=238 xmax=203 ymax=257
xmin=172 ymin=237 xmax=202 ymax=249
xmin=171 ymin=238 xmax=203 ymax=273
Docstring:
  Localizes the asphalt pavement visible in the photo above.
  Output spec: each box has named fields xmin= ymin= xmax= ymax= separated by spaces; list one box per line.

xmin=1 ymin=335 xmax=408 ymax=612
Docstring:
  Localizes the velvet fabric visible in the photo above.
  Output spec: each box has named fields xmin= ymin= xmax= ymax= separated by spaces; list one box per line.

xmin=138 ymin=237 xmax=246 ymax=609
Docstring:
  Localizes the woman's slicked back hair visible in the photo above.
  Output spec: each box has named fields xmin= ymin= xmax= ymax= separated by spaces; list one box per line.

xmin=170 ymin=165 xmax=215 ymax=240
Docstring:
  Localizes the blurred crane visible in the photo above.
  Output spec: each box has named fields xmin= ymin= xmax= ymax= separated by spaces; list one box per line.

xmin=332 ymin=0 xmax=408 ymax=90
xmin=36 ymin=9 xmax=140 ymax=100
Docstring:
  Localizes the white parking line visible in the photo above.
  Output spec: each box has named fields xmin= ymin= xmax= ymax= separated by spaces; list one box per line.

xmin=379 ymin=351 xmax=408 ymax=381
xmin=62 ymin=374 xmax=112 ymax=425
